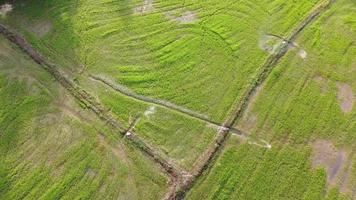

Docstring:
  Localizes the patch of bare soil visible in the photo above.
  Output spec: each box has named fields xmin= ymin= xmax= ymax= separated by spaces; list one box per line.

xmin=134 ymin=0 xmax=154 ymax=14
xmin=312 ymin=140 xmax=347 ymax=186
xmin=258 ymin=34 xmax=287 ymax=55
xmin=298 ymin=49 xmax=308 ymax=59
xmin=336 ymin=82 xmax=354 ymax=113
xmin=313 ymin=75 xmax=328 ymax=93
xmin=339 ymin=157 xmax=354 ymax=195
xmin=165 ymin=11 xmax=197 ymax=24
xmin=29 ymin=20 xmax=52 ymax=38
xmin=238 ymin=84 xmax=263 ymax=133
xmin=259 ymin=34 xmax=308 ymax=59
xmin=0 ymin=3 xmax=12 ymax=18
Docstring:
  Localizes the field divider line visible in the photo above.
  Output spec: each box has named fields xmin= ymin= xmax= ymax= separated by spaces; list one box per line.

xmin=166 ymin=0 xmax=336 ymax=199
xmin=89 ymin=74 xmax=247 ymax=137
xmin=0 ymin=23 xmax=184 ymax=186
xmin=89 ymin=74 xmax=210 ymax=121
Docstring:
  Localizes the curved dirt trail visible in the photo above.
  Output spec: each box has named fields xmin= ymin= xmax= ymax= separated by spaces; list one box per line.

xmin=166 ymin=1 xmax=336 ymax=199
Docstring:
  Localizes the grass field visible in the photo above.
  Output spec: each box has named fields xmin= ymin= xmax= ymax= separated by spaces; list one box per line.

xmin=189 ymin=0 xmax=355 ymax=199
xmin=187 ymin=136 xmax=355 ymax=200
xmin=0 ymin=0 xmax=355 ymax=199
xmin=0 ymin=0 xmax=327 ymax=172
xmin=4 ymin=0 xmax=321 ymax=122
xmin=79 ymin=76 xmax=217 ymax=170
xmin=237 ymin=0 xmax=356 ymax=146
xmin=0 ymin=36 xmax=168 ymax=200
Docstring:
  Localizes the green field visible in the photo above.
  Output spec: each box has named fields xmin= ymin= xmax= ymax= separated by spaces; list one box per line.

xmin=190 ymin=0 xmax=356 ymax=199
xmin=0 ymin=0 xmax=355 ymax=199
xmin=237 ymin=0 xmax=356 ymax=145
xmin=187 ymin=136 xmax=355 ymax=200
xmin=0 ymin=36 xmax=168 ymax=200
xmin=4 ymin=0 xmax=321 ymax=121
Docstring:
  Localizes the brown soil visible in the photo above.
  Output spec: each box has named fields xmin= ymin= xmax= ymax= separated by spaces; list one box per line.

xmin=336 ymin=82 xmax=354 ymax=113
xmin=312 ymin=140 xmax=347 ymax=185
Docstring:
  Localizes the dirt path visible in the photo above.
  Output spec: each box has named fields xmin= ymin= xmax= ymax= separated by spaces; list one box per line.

xmin=89 ymin=74 xmax=210 ymax=121
xmin=0 ymin=23 xmax=183 ymax=188
xmin=165 ymin=1 xmax=336 ymax=199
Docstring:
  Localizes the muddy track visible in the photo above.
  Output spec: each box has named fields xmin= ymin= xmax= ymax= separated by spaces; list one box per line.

xmin=0 ymin=23 xmax=182 ymax=184
xmin=166 ymin=1 xmax=336 ymax=199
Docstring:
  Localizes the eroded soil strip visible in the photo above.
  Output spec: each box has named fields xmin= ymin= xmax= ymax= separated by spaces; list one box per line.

xmin=0 ymin=23 xmax=182 ymax=185
xmin=167 ymin=1 xmax=336 ymax=199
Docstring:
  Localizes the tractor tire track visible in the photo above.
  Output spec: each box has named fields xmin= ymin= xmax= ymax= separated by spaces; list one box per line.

xmin=166 ymin=1 xmax=336 ymax=199
xmin=0 ymin=23 xmax=183 ymax=188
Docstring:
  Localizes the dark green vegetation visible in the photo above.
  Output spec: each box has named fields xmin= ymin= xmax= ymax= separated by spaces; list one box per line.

xmin=0 ymin=0 xmax=355 ymax=199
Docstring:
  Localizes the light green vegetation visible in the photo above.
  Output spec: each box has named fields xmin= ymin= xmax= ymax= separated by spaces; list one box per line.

xmin=1 ymin=0 xmax=356 ymax=199
xmin=4 ymin=0 xmax=321 ymax=122
xmin=0 ymin=36 xmax=168 ymax=200
xmin=1 ymin=0 xmax=325 ymax=172
xmin=187 ymin=136 xmax=352 ymax=200
xmin=189 ymin=0 xmax=356 ymax=199
xmin=237 ymin=0 xmax=356 ymax=145
xmin=188 ymin=0 xmax=356 ymax=199
xmin=79 ymin=76 xmax=217 ymax=170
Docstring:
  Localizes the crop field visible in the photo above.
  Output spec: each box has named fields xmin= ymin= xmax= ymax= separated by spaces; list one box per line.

xmin=4 ymin=0 xmax=321 ymax=121
xmin=0 ymin=36 xmax=168 ymax=199
xmin=187 ymin=136 xmax=356 ymax=200
xmin=189 ymin=0 xmax=356 ymax=199
xmin=0 ymin=0 xmax=355 ymax=199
